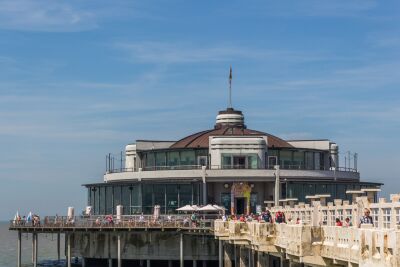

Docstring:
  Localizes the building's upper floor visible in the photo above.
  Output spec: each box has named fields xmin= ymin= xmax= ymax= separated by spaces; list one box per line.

xmin=105 ymin=108 xmax=356 ymax=177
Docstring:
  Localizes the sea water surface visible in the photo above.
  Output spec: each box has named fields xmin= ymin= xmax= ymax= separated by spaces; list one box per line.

xmin=0 ymin=221 xmax=65 ymax=267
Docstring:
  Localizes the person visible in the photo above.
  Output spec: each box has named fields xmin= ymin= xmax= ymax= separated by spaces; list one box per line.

xmin=239 ymin=214 xmax=246 ymax=222
xmin=222 ymin=214 xmax=227 ymax=222
xmin=335 ymin=218 xmax=342 ymax=226
xmin=359 ymin=208 xmax=373 ymax=227
xmin=343 ymin=217 xmax=352 ymax=227
xmin=275 ymin=211 xmax=285 ymax=224
xmin=262 ymin=210 xmax=272 ymax=223
xmin=296 ymin=218 xmax=302 ymax=225
xmin=139 ymin=213 xmax=145 ymax=222
xmin=95 ymin=217 xmax=101 ymax=226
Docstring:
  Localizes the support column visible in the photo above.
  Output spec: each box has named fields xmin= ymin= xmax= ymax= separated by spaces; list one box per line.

xmin=32 ymin=233 xmax=35 ymax=264
xmin=274 ymin=165 xmax=280 ymax=206
xmin=108 ymin=259 xmax=113 ymax=267
xmin=67 ymin=233 xmax=71 ymax=267
xmin=193 ymin=260 xmax=197 ymax=267
xmin=180 ymin=233 xmax=184 ymax=267
xmin=33 ymin=233 xmax=38 ymax=267
xmin=57 ymin=233 xmax=60 ymax=262
xmin=240 ymin=247 xmax=248 ymax=267
xmin=168 ymin=260 xmax=173 ymax=267
xmin=248 ymin=249 xmax=252 ymax=267
xmin=17 ymin=231 xmax=22 ymax=267
xmin=219 ymin=240 xmax=223 ymax=267
xmin=147 ymin=259 xmax=150 ymax=267
xmin=82 ymin=258 xmax=86 ymax=267
xmin=202 ymin=166 xmax=207 ymax=205
xmin=224 ymin=242 xmax=233 ymax=267
xmin=117 ymin=234 xmax=121 ymax=267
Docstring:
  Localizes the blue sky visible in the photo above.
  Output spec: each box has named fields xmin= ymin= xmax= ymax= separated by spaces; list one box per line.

xmin=0 ymin=0 xmax=399 ymax=219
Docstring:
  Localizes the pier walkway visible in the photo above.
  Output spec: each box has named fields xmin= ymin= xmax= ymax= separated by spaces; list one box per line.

xmin=214 ymin=195 xmax=400 ymax=267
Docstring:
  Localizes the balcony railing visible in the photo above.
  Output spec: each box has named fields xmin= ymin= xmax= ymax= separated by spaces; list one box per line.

xmin=107 ymin=164 xmax=358 ymax=173
xmin=9 ymin=215 xmax=215 ymax=230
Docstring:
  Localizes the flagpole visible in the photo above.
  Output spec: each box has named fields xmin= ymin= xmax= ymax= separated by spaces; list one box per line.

xmin=229 ymin=66 xmax=232 ymax=108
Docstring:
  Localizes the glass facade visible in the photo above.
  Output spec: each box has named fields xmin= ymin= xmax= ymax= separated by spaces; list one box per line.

xmin=87 ymin=183 xmax=201 ymax=215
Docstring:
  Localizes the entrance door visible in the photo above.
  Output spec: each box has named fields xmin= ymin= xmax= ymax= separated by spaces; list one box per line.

xmin=235 ymin=198 xmax=245 ymax=215
xmin=233 ymin=156 xmax=246 ymax=169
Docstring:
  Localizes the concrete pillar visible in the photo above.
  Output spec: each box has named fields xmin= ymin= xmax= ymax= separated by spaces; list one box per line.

xmin=17 ymin=231 xmax=22 ymax=267
xmin=256 ymin=252 xmax=261 ymax=267
xmin=240 ymin=247 xmax=248 ymax=267
xmin=219 ymin=240 xmax=223 ymax=267
xmin=67 ymin=233 xmax=71 ymax=267
xmin=274 ymin=165 xmax=280 ymax=206
xmin=168 ymin=260 xmax=173 ymax=267
xmin=202 ymin=166 xmax=207 ymax=205
xmin=33 ymin=233 xmax=38 ymax=267
xmin=224 ymin=242 xmax=233 ymax=267
xmin=108 ymin=259 xmax=113 ymax=267
xmin=279 ymin=256 xmax=284 ymax=267
xmin=193 ymin=260 xmax=197 ymax=267
xmin=180 ymin=233 xmax=184 ymax=267
xmin=147 ymin=259 xmax=151 ymax=267
xmin=117 ymin=234 xmax=121 ymax=267
xmin=57 ymin=233 xmax=61 ymax=262
xmin=82 ymin=258 xmax=86 ymax=267
xmin=32 ymin=233 xmax=35 ymax=264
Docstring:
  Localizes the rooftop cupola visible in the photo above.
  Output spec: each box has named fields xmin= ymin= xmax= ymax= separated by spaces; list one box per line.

xmin=215 ymin=108 xmax=246 ymax=129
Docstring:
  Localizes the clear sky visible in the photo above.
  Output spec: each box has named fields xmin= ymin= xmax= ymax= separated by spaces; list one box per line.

xmin=0 ymin=0 xmax=399 ymax=220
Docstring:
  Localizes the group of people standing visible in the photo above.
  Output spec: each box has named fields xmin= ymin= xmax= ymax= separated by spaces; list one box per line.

xmin=220 ymin=208 xmax=374 ymax=228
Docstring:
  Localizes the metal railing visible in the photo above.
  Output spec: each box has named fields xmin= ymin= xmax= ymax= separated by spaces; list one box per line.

xmin=107 ymin=164 xmax=358 ymax=173
xmin=9 ymin=215 xmax=215 ymax=230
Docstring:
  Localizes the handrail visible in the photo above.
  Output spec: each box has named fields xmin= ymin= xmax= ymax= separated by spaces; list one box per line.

xmin=9 ymin=214 xmax=215 ymax=230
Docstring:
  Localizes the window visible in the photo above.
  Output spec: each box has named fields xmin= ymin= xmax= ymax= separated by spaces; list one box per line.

xmin=145 ymin=153 xmax=155 ymax=169
xmin=142 ymin=185 xmax=153 ymax=214
xmin=222 ymin=155 xmax=232 ymax=168
xmin=179 ymin=184 xmax=192 ymax=206
xmin=106 ymin=186 xmax=113 ymax=214
xmin=154 ymin=184 xmax=166 ymax=212
xmin=180 ymin=151 xmax=195 ymax=166
xmin=305 ymin=152 xmax=314 ymax=170
xmin=155 ymin=152 xmax=166 ymax=168
xmin=99 ymin=187 xmax=106 ymax=215
xmin=247 ymin=155 xmax=258 ymax=169
xmin=122 ymin=186 xmax=131 ymax=214
xmin=166 ymin=185 xmax=178 ymax=214
xmin=167 ymin=151 xmax=180 ymax=167
xmin=293 ymin=151 xmax=304 ymax=169
xmin=268 ymin=156 xmax=278 ymax=169
xmin=280 ymin=151 xmax=292 ymax=168
xmin=221 ymin=193 xmax=231 ymax=214
xmin=233 ymin=156 xmax=246 ymax=169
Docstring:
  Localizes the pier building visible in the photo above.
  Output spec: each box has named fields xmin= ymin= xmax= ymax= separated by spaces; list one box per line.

xmin=86 ymin=106 xmax=380 ymax=216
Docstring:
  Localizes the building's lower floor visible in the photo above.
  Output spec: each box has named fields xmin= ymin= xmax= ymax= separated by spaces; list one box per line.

xmin=85 ymin=179 xmax=381 ymax=215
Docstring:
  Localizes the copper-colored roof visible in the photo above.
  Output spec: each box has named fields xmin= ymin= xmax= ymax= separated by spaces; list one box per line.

xmin=170 ymin=126 xmax=293 ymax=149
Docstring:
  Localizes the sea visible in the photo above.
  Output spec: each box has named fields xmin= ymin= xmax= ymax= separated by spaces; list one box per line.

xmin=0 ymin=221 xmax=66 ymax=267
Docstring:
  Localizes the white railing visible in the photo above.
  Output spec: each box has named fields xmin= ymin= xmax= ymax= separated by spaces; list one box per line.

xmin=268 ymin=195 xmax=400 ymax=229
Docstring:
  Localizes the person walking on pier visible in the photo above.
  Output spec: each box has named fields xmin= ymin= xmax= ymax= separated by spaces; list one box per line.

xmin=359 ymin=208 xmax=373 ymax=227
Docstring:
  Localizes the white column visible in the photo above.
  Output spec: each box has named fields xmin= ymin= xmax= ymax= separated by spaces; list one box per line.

xmin=147 ymin=259 xmax=151 ymax=267
xmin=17 ymin=231 xmax=22 ymax=267
xmin=108 ymin=259 xmax=113 ymax=267
xmin=274 ymin=165 xmax=280 ymax=206
xmin=180 ymin=233 xmax=184 ymax=267
xmin=117 ymin=234 xmax=121 ymax=267
xmin=82 ymin=258 xmax=86 ymax=267
xmin=193 ymin=260 xmax=197 ymax=267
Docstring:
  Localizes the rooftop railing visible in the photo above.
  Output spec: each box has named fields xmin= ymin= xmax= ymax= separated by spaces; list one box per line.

xmin=107 ymin=164 xmax=358 ymax=173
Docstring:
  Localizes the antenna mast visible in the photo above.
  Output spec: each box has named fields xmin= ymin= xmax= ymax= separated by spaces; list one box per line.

xmin=229 ymin=66 xmax=232 ymax=108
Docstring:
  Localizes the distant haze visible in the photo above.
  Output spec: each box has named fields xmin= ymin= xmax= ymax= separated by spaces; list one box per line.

xmin=0 ymin=0 xmax=399 ymax=220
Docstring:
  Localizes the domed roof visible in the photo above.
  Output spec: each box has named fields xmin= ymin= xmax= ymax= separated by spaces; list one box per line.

xmin=170 ymin=127 xmax=292 ymax=149
xmin=170 ymin=108 xmax=292 ymax=149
